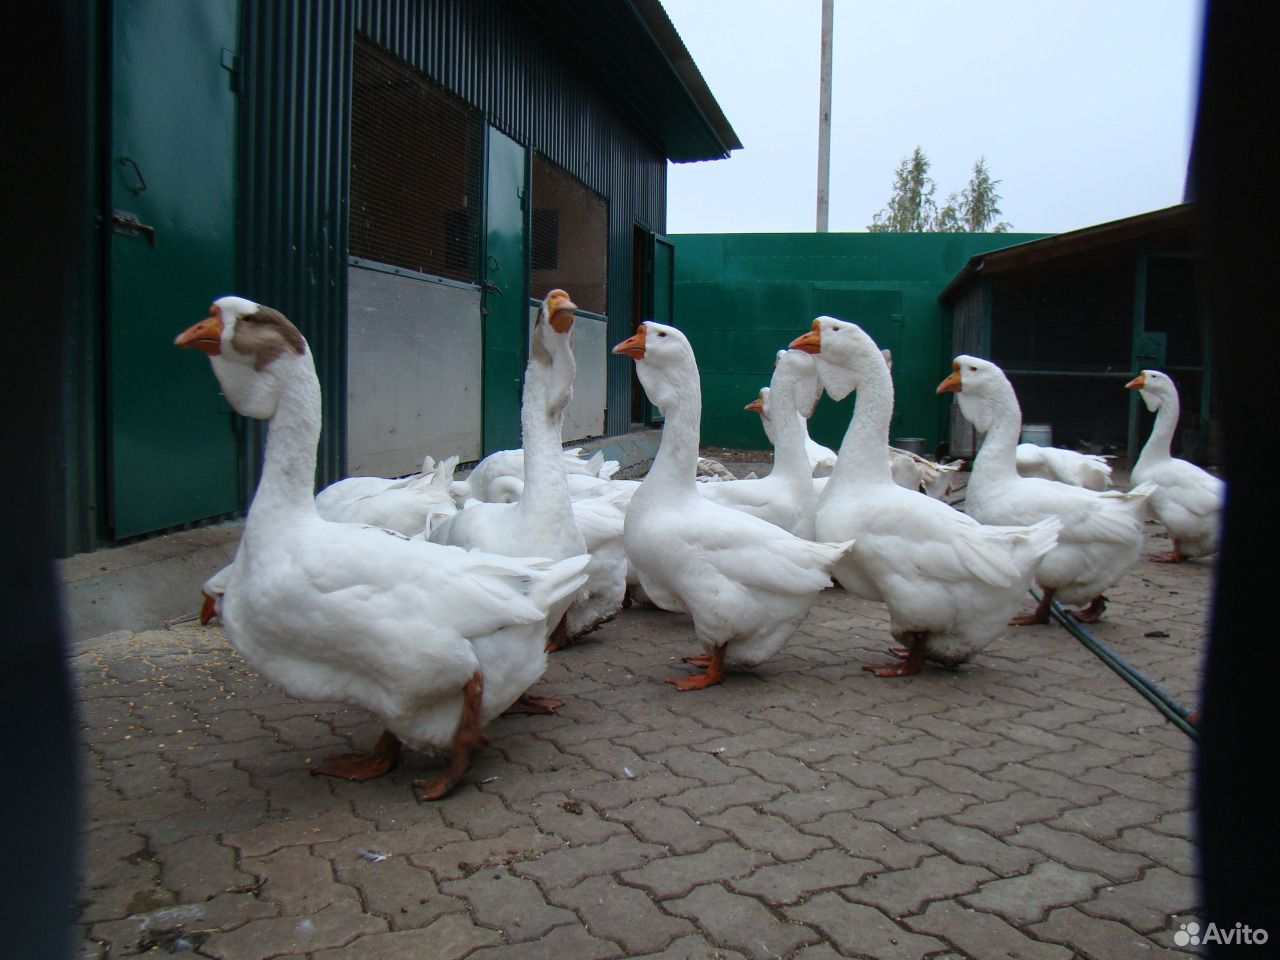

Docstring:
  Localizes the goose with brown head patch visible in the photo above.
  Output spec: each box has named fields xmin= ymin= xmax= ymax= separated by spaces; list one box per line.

xmin=175 ymin=296 xmax=588 ymax=799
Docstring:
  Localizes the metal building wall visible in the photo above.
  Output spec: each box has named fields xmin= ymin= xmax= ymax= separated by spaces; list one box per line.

xmin=239 ymin=0 xmax=355 ymax=494
xmin=354 ymin=0 xmax=668 ymax=437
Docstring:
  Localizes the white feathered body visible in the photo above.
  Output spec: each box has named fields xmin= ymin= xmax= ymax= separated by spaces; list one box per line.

xmin=950 ymin=354 xmax=1151 ymax=605
xmin=1128 ymin=369 xmax=1223 ymax=558
xmin=620 ymin=322 xmax=850 ymax=669
xmin=804 ymin=319 xmax=1059 ymax=666
xmin=1015 ymin=443 xmax=1112 ymax=490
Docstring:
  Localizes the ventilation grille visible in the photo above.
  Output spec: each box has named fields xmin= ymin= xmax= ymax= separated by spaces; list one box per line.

xmin=350 ymin=36 xmax=482 ymax=284
xmin=530 ymin=152 xmax=608 ymax=314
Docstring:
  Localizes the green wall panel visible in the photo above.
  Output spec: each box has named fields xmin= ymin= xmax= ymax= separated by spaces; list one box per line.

xmin=672 ymin=232 xmax=1048 ymax=453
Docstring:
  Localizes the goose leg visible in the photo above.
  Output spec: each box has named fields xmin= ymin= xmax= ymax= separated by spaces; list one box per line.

xmin=1069 ymin=595 xmax=1108 ymax=623
xmin=667 ymin=644 xmax=726 ymax=691
xmin=311 ymin=729 xmax=402 ymax=782
xmin=415 ymin=671 xmax=487 ymax=801
xmin=864 ymin=633 xmax=928 ymax=677
xmin=1150 ymin=539 xmax=1185 ymax=564
xmin=199 ymin=593 xmax=218 ymax=626
xmin=1010 ymin=588 xmax=1054 ymax=625
xmin=544 ymin=615 xmax=574 ymax=653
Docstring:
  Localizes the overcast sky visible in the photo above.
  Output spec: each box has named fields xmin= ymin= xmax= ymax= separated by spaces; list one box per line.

xmin=660 ymin=0 xmax=1204 ymax=235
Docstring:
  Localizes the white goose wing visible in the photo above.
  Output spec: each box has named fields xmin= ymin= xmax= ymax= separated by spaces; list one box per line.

xmin=1003 ymin=479 xmax=1151 ymax=544
xmin=684 ymin=503 xmax=849 ymax=595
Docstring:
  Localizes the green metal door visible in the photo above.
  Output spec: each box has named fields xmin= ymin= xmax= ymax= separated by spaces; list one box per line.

xmin=107 ymin=0 xmax=241 ymax=537
xmin=482 ymin=127 xmax=528 ymax=454
xmin=643 ymin=231 xmax=675 ymax=424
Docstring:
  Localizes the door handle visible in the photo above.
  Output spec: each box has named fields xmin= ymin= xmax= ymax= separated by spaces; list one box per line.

xmin=111 ymin=210 xmax=158 ymax=246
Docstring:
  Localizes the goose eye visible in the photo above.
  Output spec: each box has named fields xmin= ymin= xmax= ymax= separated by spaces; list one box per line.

xmin=968 ymin=366 xmax=977 ymax=372
xmin=657 ymin=331 xmax=667 ymax=338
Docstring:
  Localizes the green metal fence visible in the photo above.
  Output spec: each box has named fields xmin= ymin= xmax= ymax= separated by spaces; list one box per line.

xmin=671 ymin=232 xmax=1048 ymax=453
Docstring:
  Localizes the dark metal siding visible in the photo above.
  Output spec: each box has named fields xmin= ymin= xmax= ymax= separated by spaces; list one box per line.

xmin=240 ymin=0 xmax=354 ymax=491
xmin=355 ymin=0 xmax=667 ymax=436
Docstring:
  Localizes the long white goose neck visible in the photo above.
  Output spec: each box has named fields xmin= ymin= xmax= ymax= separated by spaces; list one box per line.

xmin=770 ymin=381 xmax=817 ymax=486
xmin=830 ymin=353 xmax=895 ymax=488
xmin=1135 ymin=389 xmax=1179 ymax=471
xmin=644 ymin=359 xmax=702 ymax=495
xmin=252 ymin=353 xmax=324 ymax=519
xmin=969 ymin=377 xmax=1023 ymax=487
xmin=516 ymin=330 xmax=573 ymax=521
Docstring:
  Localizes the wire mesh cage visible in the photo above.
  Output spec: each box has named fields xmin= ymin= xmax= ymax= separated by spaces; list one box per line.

xmin=530 ymin=152 xmax=608 ymax=314
xmin=349 ymin=36 xmax=482 ymax=284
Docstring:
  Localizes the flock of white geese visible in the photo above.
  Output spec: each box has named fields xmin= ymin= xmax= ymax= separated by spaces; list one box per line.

xmin=173 ymin=291 xmax=1224 ymax=799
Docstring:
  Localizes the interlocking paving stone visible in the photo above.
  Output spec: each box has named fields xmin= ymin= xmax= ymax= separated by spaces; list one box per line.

xmin=197 ymin=900 xmax=388 ymax=960
xmin=547 ymin=875 xmax=696 ymax=953
xmin=1005 ymin=822 xmax=1152 ymax=882
xmin=606 ymin=796 xmax=731 ymax=853
xmin=909 ymin=818 xmax=1044 ymax=878
xmin=1030 ymin=906 xmax=1188 ymax=960
xmin=73 ymin=525 xmax=1205 ymax=959
xmin=703 ymin=806 xmax=833 ymax=862
xmin=1077 ymin=865 xmax=1201 ymax=933
xmin=439 ymin=865 xmax=577 ymax=942
xmin=664 ymin=883 xmax=822 ymax=959
xmin=959 ymin=860 xmax=1107 ymax=925
xmin=801 ymin=813 xmax=938 ymax=869
xmin=843 ymin=854 xmax=995 ymax=918
xmin=620 ymin=843 xmax=775 ymax=900
xmin=730 ymin=848 xmax=881 ymax=904
xmin=311 ymin=914 xmax=502 ymax=960
xmin=906 ymin=900 xmax=1075 ymax=959
xmin=787 ymin=894 xmax=949 ymax=959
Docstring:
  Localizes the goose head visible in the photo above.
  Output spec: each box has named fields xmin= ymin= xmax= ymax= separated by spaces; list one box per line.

xmin=532 ymin=288 xmax=578 ymax=356
xmin=611 ymin=321 xmax=698 ymax=412
xmin=936 ymin=355 xmax=1012 ymax=435
xmin=174 ymin=296 xmax=308 ymax=419
xmin=1125 ymin=369 xmax=1176 ymax=413
xmin=745 ymin=387 xmax=768 ymax=419
xmin=788 ymin=316 xmax=886 ymax=402
xmin=531 ymin=288 xmax=578 ymax=415
xmin=772 ymin=348 xmax=823 ymax=418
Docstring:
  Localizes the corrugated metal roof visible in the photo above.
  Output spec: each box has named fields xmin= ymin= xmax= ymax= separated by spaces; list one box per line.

xmin=510 ymin=0 xmax=742 ymax=162
xmin=939 ymin=203 xmax=1194 ymax=303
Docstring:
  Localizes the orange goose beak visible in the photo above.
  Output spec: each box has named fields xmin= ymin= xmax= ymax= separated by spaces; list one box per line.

xmin=175 ymin=305 xmax=225 ymax=357
xmin=612 ymin=325 xmax=647 ymax=360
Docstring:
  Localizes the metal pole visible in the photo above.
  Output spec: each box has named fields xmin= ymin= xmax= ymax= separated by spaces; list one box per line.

xmin=816 ymin=0 xmax=834 ymax=232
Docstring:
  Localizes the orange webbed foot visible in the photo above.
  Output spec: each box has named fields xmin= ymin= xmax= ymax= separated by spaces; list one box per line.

xmin=310 ymin=730 xmax=401 ymax=782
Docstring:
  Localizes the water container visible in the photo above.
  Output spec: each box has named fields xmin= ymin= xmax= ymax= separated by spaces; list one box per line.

xmin=1021 ymin=424 xmax=1052 ymax=446
xmin=893 ymin=437 xmax=927 ymax=456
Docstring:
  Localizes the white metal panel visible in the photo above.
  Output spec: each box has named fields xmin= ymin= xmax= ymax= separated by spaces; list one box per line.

xmin=347 ymin=267 xmax=483 ymax=477
xmin=526 ymin=304 xmax=607 ymax=443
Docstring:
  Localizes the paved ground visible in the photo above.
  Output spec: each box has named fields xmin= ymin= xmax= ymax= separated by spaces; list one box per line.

xmin=73 ymin=467 xmax=1208 ymax=959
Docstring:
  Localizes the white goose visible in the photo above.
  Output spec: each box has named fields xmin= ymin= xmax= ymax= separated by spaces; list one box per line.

xmin=314 ymin=454 xmax=460 ymax=537
xmin=1126 ymin=369 xmax=1224 ymax=562
xmin=790 ymin=318 xmax=1059 ymax=676
xmin=450 ymin=447 xmax=618 ymax=505
xmin=941 ymin=355 xmax=1154 ymax=623
xmin=612 ymin=322 xmax=852 ymax=690
xmin=1015 ymin=444 xmax=1113 ymax=491
xmin=431 ymin=290 xmax=626 ymax=657
xmin=175 ymin=296 xmax=587 ymax=800
xmin=705 ymin=349 xmax=821 ymax=538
